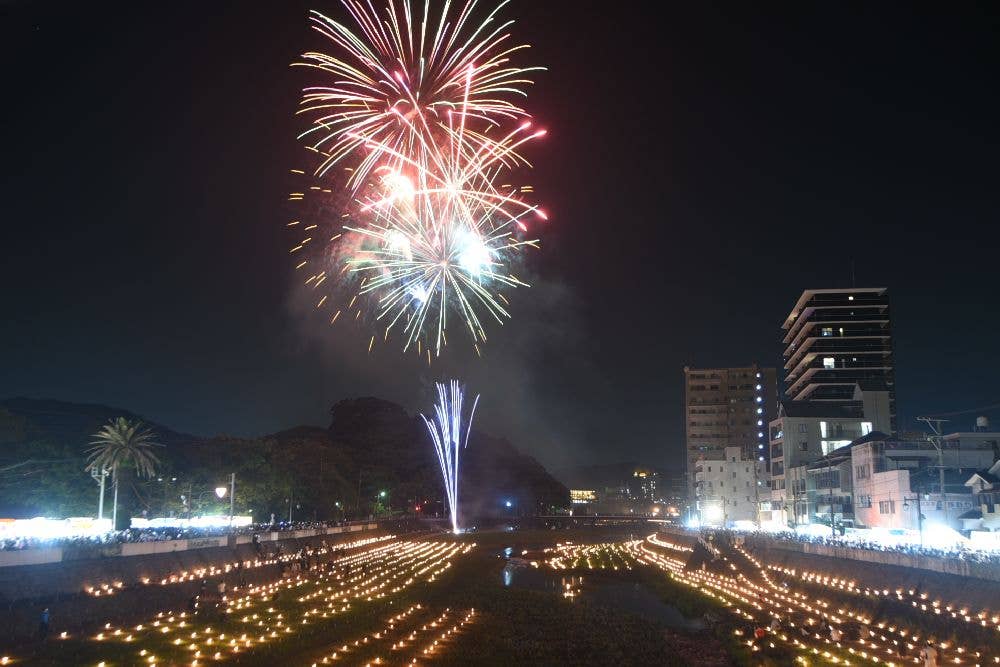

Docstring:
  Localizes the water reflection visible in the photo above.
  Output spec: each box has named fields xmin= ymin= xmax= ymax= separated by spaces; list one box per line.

xmin=501 ymin=562 xmax=582 ymax=596
xmin=501 ymin=562 xmax=702 ymax=630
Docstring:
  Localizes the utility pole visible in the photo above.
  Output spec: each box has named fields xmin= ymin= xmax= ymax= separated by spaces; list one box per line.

xmin=356 ymin=469 xmax=364 ymax=518
xmin=830 ymin=487 xmax=835 ymax=537
xmin=111 ymin=467 xmax=119 ymax=530
xmin=903 ymin=493 xmax=924 ymax=548
xmin=229 ymin=473 xmax=236 ymax=529
xmin=91 ymin=466 xmax=108 ymax=521
xmin=918 ymin=417 xmax=949 ymax=524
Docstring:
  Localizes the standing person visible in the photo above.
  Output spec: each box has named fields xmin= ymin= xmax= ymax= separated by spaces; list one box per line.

xmin=38 ymin=608 xmax=50 ymax=641
xmin=919 ymin=640 xmax=938 ymax=667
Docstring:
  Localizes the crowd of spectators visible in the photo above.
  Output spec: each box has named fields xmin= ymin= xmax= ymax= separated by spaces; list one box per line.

xmin=751 ymin=529 xmax=1000 ymax=565
xmin=0 ymin=519 xmax=363 ymax=552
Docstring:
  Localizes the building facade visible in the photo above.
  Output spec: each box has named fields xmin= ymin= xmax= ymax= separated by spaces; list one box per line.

xmin=965 ymin=459 xmax=1000 ymax=548
xmin=767 ymin=389 xmax=891 ymax=527
xmin=694 ymin=446 xmax=769 ymax=526
xmin=781 ymin=288 xmax=895 ymax=430
xmin=684 ymin=365 xmax=777 ymax=499
xmin=852 ymin=432 xmax=998 ymax=532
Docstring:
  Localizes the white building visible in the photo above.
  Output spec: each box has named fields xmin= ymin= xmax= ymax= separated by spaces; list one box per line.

xmin=964 ymin=459 xmax=1000 ymax=548
xmin=851 ymin=432 xmax=996 ymax=533
xmin=694 ymin=446 xmax=769 ymax=526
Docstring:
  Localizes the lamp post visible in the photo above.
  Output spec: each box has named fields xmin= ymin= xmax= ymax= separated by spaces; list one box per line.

xmin=155 ymin=477 xmax=177 ymax=517
xmin=214 ymin=481 xmax=236 ymax=531
xmin=376 ymin=490 xmax=388 ymax=518
xmin=228 ymin=473 xmax=235 ymax=529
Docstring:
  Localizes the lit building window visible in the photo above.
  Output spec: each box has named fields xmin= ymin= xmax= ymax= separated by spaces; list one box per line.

xmin=821 ymin=327 xmax=833 ymax=336
xmin=823 ymin=357 xmax=835 ymax=369
xmin=820 ymin=421 xmax=828 ymax=438
xmin=861 ymin=421 xmax=873 ymax=436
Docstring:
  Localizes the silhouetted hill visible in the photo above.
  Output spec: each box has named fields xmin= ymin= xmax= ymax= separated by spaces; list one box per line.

xmin=0 ymin=397 xmax=196 ymax=448
xmin=0 ymin=396 xmax=568 ymax=523
xmin=325 ymin=397 xmax=568 ymax=521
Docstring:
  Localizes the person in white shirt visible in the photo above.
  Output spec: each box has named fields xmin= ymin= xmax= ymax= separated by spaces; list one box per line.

xmin=919 ymin=640 xmax=938 ymax=667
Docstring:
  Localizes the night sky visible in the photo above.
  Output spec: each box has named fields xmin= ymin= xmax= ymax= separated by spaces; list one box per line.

xmin=2 ymin=2 xmax=999 ymax=471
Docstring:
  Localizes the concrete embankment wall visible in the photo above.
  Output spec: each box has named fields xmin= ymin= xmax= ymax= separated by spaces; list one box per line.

xmin=658 ymin=526 xmax=1000 ymax=614
xmin=0 ymin=520 xmax=423 ymax=646
xmin=0 ymin=522 xmax=402 ymax=603
xmin=747 ymin=540 xmax=1000 ymax=614
xmin=0 ymin=522 xmax=381 ymax=569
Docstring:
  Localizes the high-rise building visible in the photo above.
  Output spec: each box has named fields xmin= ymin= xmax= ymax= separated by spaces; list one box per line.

xmin=766 ymin=287 xmax=898 ymax=528
xmin=683 ymin=365 xmax=778 ymax=500
xmin=781 ymin=288 xmax=895 ymax=429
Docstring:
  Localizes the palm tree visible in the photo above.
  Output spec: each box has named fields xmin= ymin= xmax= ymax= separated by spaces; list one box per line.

xmin=86 ymin=417 xmax=162 ymax=529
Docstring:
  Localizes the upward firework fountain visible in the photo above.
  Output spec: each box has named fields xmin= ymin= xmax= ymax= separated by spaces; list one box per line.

xmin=421 ymin=380 xmax=480 ymax=534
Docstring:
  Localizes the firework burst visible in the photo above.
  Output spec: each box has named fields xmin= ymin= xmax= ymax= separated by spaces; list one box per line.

xmin=290 ymin=0 xmax=547 ymax=358
xmin=294 ymin=0 xmax=544 ymax=191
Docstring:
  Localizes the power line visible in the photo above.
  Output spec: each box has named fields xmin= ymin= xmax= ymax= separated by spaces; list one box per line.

xmin=919 ymin=401 xmax=1000 ymax=419
xmin=0 ymin=458 xmax=79 ymax=474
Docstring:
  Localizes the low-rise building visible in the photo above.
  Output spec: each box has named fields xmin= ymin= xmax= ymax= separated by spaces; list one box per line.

xmin=694 ymin=446 xmax=768 ymax=526
xmin=964 ymin=459 xmax=1000 ymax=545
xmin=849 ymin=432 xmax=995 ymax=533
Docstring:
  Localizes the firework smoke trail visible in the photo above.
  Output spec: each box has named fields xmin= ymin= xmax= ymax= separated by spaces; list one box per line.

xmin=421 ymin=380 xmax=479 ymax=534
